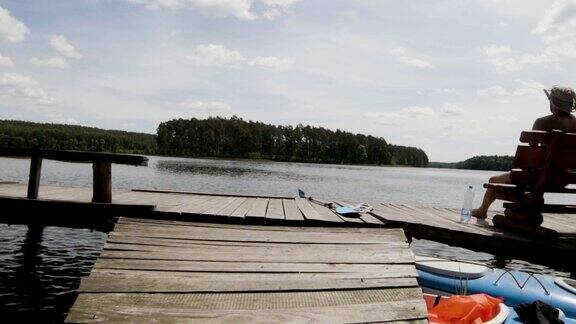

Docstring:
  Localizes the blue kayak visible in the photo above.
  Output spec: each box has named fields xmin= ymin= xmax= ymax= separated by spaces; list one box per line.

xmin=416 ymin=256 xmax=576 ymax=323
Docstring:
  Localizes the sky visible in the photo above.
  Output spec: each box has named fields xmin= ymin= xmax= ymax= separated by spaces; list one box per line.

xmin=0 ymin=0 xmax=575 ymax=161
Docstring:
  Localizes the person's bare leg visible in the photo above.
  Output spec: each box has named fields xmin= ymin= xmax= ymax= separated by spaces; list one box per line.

xmin=472 ymin=172 xmax=511 ymax=219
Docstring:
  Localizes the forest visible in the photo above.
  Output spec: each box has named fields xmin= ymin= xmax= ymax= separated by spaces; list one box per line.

xmin=429 ymin=155 xmax=514 ymax=171
xmin=156 ymin=116 xmax=429 ymax=167
xmin=0 ymin=120 xmax=156 ymax=154
xmin=0 ymin=118 xmax=429 ymax=167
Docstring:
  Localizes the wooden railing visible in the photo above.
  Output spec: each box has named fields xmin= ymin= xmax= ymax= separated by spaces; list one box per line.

xmin=0 ymin=147 xmax=148 ymax=203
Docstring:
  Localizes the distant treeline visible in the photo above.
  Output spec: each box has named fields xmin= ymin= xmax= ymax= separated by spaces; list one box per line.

xmin=0 ymin=120 xmax=156 ymax=154
xmin=429 ymin=155 xmax=514 ymax=171
xmin=157 ymin=116 xmax=429 ymax=167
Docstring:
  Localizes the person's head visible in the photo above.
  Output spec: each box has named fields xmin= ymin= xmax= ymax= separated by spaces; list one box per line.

xmin=544 ymin=85 xmax=575 ymax=116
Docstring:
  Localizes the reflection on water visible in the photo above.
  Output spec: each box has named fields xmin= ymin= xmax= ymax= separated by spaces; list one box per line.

xmin=0 ymin=224 xmax=106 ymax=322
xmin=158 ymin=160 xmax=256 ymax=176
xmin=0 ymin=155 xmax=574 ymax=320
xmin=156 ymin=159 xmax=322 ymax=182
xmin=16 ymin=226 xmax=44 ymax=316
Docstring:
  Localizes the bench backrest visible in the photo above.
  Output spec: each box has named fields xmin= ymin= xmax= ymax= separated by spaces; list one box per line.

xmin=0 ymin=146 xmax=148 ymax=166
xmin=511 ymin=130 xmax=576 ymax=192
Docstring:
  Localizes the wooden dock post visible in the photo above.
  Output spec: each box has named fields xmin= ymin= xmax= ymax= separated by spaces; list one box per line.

xmin=27 ymin=156 xmax=42 ymax=199
xmin=92 ymin=161 xmax=112 ymax=203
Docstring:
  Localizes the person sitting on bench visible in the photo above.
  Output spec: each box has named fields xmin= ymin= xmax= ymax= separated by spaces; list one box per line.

xmin=472 ymin=85 xmax=576 ymax=219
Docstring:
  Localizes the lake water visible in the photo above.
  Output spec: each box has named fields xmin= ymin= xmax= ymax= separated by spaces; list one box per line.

xmin=0 ymin=156 xmax=573 ymax=321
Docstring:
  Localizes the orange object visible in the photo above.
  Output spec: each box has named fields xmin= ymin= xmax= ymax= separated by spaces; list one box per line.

xmin=427 ymin=294 xmax=504 ymax=324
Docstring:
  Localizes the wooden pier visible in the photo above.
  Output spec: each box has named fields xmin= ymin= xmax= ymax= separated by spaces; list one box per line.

xmin=371 ymin=204 xmax=576 ymax=268
xmin=1 ymin=181 xmax=576 ymax=321
xmin=65 ymin=217 xmax=426 ymax=323
xmin=1 ymin=182 xmax=575 ymax=269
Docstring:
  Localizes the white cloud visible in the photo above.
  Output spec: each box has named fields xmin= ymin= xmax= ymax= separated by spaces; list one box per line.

xmin=477 ymin=85 xmax=509 ymax=97
xmin=50 ymin=35 xmax=81 ymax=59
xmin=389 ymin=47 xmax=406 ymax=55
xmin=435 ymin=88 xmax=458 ymax=94
xmin=51 ymin=116 xmax=78 ymax=124
xmin=126 ymin=0 xmax=302 ymax=20
xmin=440 ymin=104 xmax=464 ymax=116
xmin=187 ymin=44 xmax=245 ymax=68
xmin=0 ymin=73 xmax=54 ymax=105
xmin=484 ymin=1 xmax=576 ymax=73
xmin=262 ymin=9 xmax=282 ymax=20
xmin=260 ymin=0 xmax=302 ymax=7
xmin=533 ymin=0 xmax=576 ymax=44
xmin=180 ymin=100 xmax=231 ymax=112
xmin=0 ymin=6 xmax=29 ymax=43
xmin=484 ymin=44 xmax=511 ymax=57
xmin=9 ymin=87 xmax=54 ymax=105
xmin=259 ymin=0 xmax=302 ymax=20
xmin=1 ymin=73 xmax=37 ymax=87
xmin=482 ymin=45 xmax=523 ymax=73
xmin=0 ymin=53 xmax=14 ymax=67
xmin=398 ymin=56 xmax=434 ymax=69
xmin=30 ymin=57 xmax=69 ymax=69
xmin=364 ymin=106 xmax=435 ymax=126
xmin=248 ymin=56 xmax=293 ymax=71
xmin=389 ymin=46 xmax=433 ymax=69
xmin=400 ymin=106 xmax=435 ymax=116
xmin=127 ymin=0 xmax=255 ymax=20
xmin=477 ymin=81 xmax=546 ymax=98
xmin=487 ymin=115 xmax=518 ymax=123
xmin=512 ymin=81 xmax=546 ymax=96
xmin=187 ymin=44 xmax=293 ymax=71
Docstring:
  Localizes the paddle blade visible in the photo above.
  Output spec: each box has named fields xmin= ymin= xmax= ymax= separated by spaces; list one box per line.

xmin=336 ymin=206 xmax=357 ymax=214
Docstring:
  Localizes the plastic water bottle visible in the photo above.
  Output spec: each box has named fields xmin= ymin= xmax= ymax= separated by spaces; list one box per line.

xmin=460 ymin=186 xmax=474 ymax=223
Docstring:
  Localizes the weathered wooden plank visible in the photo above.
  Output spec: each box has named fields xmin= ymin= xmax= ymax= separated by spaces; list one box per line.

xmin=0 ymin=146 xmax=148 ymax=166
xmin=92 ymin=258 xmax=418 ymax=276
xmin=104 ymin=242 xmax=408 ymax=256
xmin=541 ymin=213 xmax=576 ymax=233
xmin=295 ymin=198 xmax=325 ymax=222
xmin=90 ymin=268 xmax=417 ymax=281
xmin=39 ymin=186 xmax=93 ymax=202
xmin=169 ymin=194 xmax=210 ymax=213
xmin=282 ymin=199 xmax=305 ymax=221
xmin=309 ymin=202 xmax=348 ymax=223
xmin=361 ymin=213 xmax=385 ymax=225
xmin=132 ymin=187 xmax=293 ymax=199
xmin=245 ymin=198 xmax=269 ymax=218
xmin=117 ymin=217 xmax=404 ymax=235
xmin=67 ymin=291 xmax=427 ymax=323
xmin=79 ymin=275 xmax=418 ymax=293
xmin=426 ymin=207 xmax=516 ymax=237
xmin=99 ymin=248 xmax=413 ymax=265
xmin=111 ymin=224 xmax=406 ymax=244
xmin=213 ymin=197 xmax=245 ymax=216
xmin=199 ymin=196 xmax=236 ymax=216
xmin=71 ymin=287 xmax=424 ymax=309
xmin=402 ymin=205 xmax=488 ymax=235
xmin=229 ymin=198 xmax=256 ymax=218
xmin=183 ymin=196 xmax=228 ymax=214
xmin=265 ymin=199 xmax=285 ymax=220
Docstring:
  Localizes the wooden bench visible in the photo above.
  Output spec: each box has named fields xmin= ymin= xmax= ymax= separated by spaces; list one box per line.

xmin=484 ymin=130 xmax=576 ymax=240
xmin=0 ymin=147 xmax=148 ymax=203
